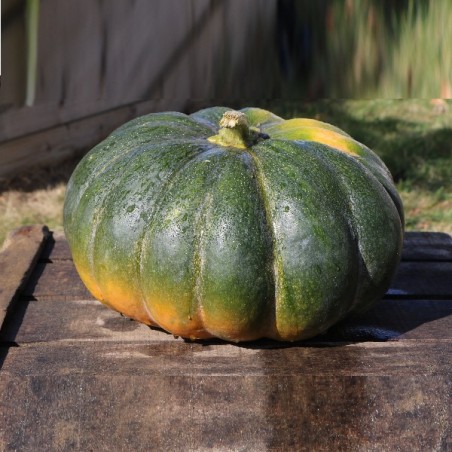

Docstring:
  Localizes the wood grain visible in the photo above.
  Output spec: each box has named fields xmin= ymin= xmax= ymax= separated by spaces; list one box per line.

xmin=0 ymin=225 xmax=50 ymax=329
xmin=387 ymin=261 xmax=452 ymax=299
xmin=1 ymin=339 xmax=450 ymax=378
xmin=1 ymin=369 xmax=447 ymax=451
xmin=0 ymin=0 xmax=279 ymax=179
xmin=0 ymin=99 xmax=160 ymax=180
xmin=1 ymin=296 xmax=450 ymax=345
xmin=402 ymin=231 xmax=452 ymax=261
xmin=0 ymin=0 xmax=215 ymax=141
xmin=0 ymin=343 xmax=449 ymax=450
xmin=0 ymin=229 xmax=450 ymax=451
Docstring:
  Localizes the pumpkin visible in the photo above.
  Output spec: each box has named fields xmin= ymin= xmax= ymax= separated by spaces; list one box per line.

xmin=64 ymin=107 xmax=404 ymax=342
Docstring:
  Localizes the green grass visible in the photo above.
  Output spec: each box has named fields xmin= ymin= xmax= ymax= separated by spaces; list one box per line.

xmin=379 ymin=0 xmax=452 ymax=97
xmin=283 ymin=0 xmax=452 ymax=98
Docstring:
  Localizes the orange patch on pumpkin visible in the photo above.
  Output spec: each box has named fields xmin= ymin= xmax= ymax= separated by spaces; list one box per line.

xmin=144 ymin=294 xmax=213 ymax=340
xmin=304 ymin=128 xmax=363 ymax=156
xmin=75 ymin=263 xmax=154 ymax=325
xmin=100 ymin=279 xmax=155 ymax=326
xmin=198 ymin=303 xmax=265 ymax=343
xmin=276 ymin=118 xmax=351 ymax=136
xmin=266 ymin=120 xmax=364 ymax=157
xmin=74 ymin=263 xmax=104 ymax=301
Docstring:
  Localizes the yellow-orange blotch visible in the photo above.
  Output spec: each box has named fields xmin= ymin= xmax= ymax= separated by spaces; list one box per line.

xmin=144 ymin=293 xmax=213 ymax=340
xmin=266 ymin=120 xmax=363 ymax=156
xmin=76 ymin=264 xmax=153 ymax=325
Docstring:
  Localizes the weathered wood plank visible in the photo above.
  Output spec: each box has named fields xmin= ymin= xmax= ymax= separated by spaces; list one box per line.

xmin=22 ymin=261 xmax=93 ymax=301
xmin=39 ymin=232 xmax=71 ymax=262
xmin=0 ymin=0 xmax=279 ymax=180
xmin=0 ymin=225 xmax=50 ymax=330
xmin=0 ymin=229 xmax=450 ymax=451
xmin=1 ymin=339 xmax=450 ymax=378
xmin=0 ymin=0 xmax=215 ymax=143
xmin=0 ymin=369 xmax=447 ymax=451
xmin=387 ymin=261 xmax=452 ymax=299
xmin=402 ymin=231 xmax=452 ymax=261
xmin=0 ymin=298 xmax=164 ymax=344
xmin=325 ymin=299 xmax=452 ymax=342
xmin=0 ymin=100 xmax=163 ymax=180
xmin=1 ymin=297 xmax=450 ymax=345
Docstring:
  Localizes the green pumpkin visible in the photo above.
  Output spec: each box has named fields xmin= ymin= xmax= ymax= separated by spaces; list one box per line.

xmin=63 ymin=107 xmax=404 ymax=342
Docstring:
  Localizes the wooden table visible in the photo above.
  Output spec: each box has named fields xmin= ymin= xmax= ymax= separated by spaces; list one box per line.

xmin=0 ymin=225 xmax=451 ymax=451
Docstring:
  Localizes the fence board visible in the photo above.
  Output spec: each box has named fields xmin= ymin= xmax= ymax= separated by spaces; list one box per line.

xmin=0 ymin=0 xmax=279 ymax=179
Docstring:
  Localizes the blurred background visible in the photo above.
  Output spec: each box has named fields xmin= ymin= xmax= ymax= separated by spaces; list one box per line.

xmin=0 ymin=0 xmax=451 ymax=245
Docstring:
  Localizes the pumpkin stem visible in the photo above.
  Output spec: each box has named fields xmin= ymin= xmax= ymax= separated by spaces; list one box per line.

xmin=208 ymin=111 xmax=268 ymax=149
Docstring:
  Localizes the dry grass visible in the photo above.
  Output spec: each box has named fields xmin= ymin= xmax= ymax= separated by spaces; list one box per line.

xmin=400 ymin=188 xmax=452 ymax=234
xmin=0 ymin=184 xmax=66 ymax=249
xmin=0 ymin=158 xmax=80 ymax=249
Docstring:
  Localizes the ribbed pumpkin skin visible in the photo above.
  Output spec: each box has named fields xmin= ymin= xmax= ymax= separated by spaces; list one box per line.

xmin=64 ymin=107 xmax=404 ymax=342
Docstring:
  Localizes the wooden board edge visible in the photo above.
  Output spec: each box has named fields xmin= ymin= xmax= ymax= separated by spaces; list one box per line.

xmin=0 ymin=98 xmax=188 ymax=181
xmin=0 ymin=225 xmax=51 ymax=330
xmin=404 ymin=231 xmax=452 ymax=241
xmin=402 ymin=231 xmax=452 ymax=262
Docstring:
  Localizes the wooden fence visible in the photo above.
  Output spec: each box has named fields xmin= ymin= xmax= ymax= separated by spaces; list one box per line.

xmin=0 ymin=0 xmax=278 ymax=180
